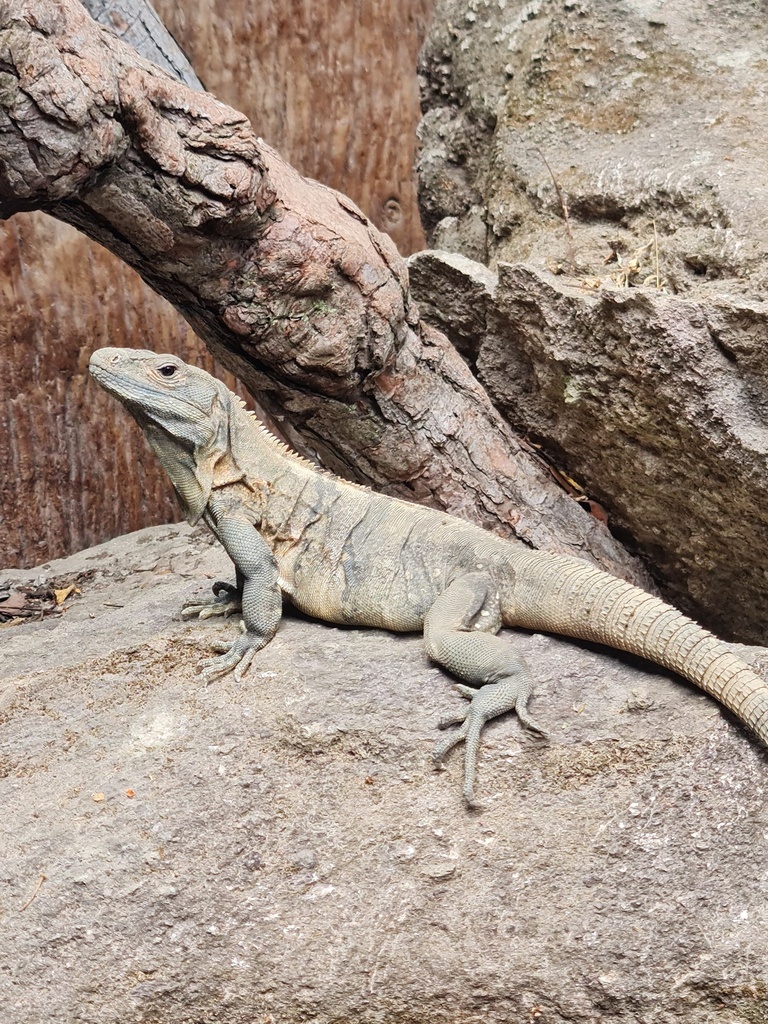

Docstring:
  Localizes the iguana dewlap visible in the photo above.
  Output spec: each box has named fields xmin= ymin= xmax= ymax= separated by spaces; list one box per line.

xmin=89 ymin=347 xmax=768 ymax=806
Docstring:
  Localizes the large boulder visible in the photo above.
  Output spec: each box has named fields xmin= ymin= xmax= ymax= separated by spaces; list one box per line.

xmin=418 ymin=0 xmax=768 ymax=294
xmin=415 ymin=0 xmax=768 ymax=643
xmin=409 ymin=250 xmax=768 ymax=644
xmin=2 ymin=524 xmax=767 ymax=1022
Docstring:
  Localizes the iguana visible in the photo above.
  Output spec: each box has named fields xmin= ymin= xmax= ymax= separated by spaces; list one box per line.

xmin=89 ymin=347 xmax=768 ymax=805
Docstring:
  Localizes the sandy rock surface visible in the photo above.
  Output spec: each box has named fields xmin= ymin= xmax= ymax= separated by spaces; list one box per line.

xmin=1 ymin=523 xmax=767 ymax=1022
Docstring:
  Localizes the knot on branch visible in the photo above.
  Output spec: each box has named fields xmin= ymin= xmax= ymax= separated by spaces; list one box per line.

xmin=0 ymin=6 xmax=124 ymax=203
xmin=0 ymin=1 xmax=275 ymax=219
xmin=117 ymin=65 xmax=273 ymax=214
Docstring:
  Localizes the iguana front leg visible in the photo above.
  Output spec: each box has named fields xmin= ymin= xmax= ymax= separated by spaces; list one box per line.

xmin=197 ymin=517 xmax=282 ymax=683
xmin=181 ymin=570 xmax=244 ymax=620
xmin=424 ymin=572 xmax=547 ymax=808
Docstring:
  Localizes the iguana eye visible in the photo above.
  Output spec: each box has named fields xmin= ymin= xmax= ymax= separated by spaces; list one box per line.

xmin=158 ymin=364 xmax=177 ymax=378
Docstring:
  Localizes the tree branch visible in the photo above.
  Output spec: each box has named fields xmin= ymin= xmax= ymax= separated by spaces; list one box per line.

xmin=81 ymin=0 xmax=203 ymax=90
xmin=0 ymin=0 xmax=651 ymax=585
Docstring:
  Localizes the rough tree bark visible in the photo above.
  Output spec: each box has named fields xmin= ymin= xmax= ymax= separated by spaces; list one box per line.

xmin=81 ymin=0 xmax=202 ymax=90
xmin=150 ymin=0 xmax=431 ymax=257
xmin=0 ymin=0 xmax=650 ymax=585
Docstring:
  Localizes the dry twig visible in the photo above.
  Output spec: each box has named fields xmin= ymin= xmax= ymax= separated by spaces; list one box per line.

xmin=535 ymin=146 xmax=576 ymax=268
xmin=19 ymin=874 xmax=46 ymax=912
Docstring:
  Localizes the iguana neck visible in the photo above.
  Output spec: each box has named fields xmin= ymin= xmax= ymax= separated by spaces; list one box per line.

xmin=143 ymin=390 xmax=312 ymax=524
xmin=208 ymin=395 xmax=321 ymax=514
xmin=143 ymin=423 xmax=209 ymax=523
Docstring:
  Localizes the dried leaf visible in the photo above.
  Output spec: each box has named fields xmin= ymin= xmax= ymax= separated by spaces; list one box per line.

xmin=584 ymin=499 xmax=609 ymax=524
xmin=547 ymin=464 xmax=585 ymax=498
xmin=579 ymin=276 xmax=602 ymax=290
xmin=53 ymin=585 xmax=77 ymax=605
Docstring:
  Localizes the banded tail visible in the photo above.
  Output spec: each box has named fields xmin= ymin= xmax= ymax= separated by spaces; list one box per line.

xmin=507 ymin=551 xmax=768 ymax=741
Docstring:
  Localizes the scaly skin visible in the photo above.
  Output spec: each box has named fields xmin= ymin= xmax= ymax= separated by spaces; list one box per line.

xmin=89 ymin=348 xmax=768 ymax=806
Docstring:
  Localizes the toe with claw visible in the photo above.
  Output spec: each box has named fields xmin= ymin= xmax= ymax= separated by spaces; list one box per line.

xmin=198 ymin=630 xmax=267 ymax=684
xmin=432 ymin=677 xmax=547 ymax=808
xmin=182 ymin=580 xmax=242 ymax=621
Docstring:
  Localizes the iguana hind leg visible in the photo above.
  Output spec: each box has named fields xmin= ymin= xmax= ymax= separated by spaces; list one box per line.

xmin=424 ymin=572 xmax=547 ymax=808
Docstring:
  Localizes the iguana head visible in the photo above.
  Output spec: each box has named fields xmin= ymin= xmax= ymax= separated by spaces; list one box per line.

xmin=89 ymin=347 xmax=241 ymax=523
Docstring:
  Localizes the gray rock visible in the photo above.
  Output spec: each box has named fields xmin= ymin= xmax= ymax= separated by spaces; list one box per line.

xmin=418 ymin=0 xmax=768 ymax=298
xmin=414 ymin=0 xmax=768 ymax=644
xmin=409 ymin=250 xmax=768 ymax=643
xmin=2 ymin=524 xmax=768 ymax=1022
xmin=408 ymin=248 xmax=497 ymax=362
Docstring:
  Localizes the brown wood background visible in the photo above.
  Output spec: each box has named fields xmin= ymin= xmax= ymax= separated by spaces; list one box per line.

xmin=0 ymin=0 xmax=432 ymax=568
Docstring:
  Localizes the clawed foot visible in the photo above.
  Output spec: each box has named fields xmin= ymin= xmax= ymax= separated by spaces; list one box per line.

xmin=181 ymin=580 xmax=242 ymax=621
xmin=432 ymin=677 xmax=547 ymax=808
xmin=198 ymin=630 xmax=266 ymax=684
